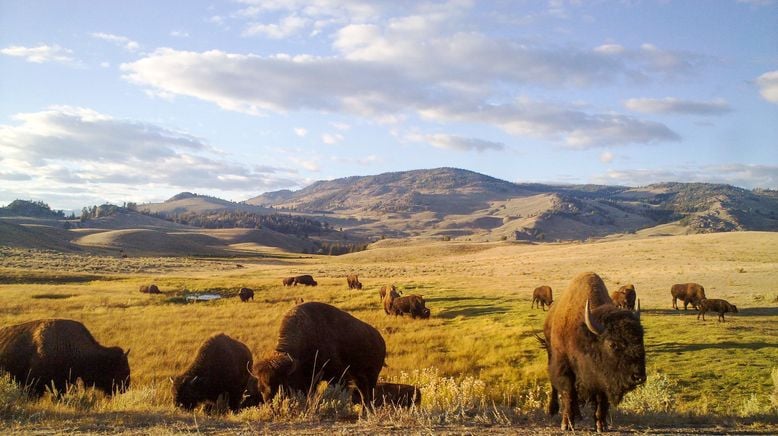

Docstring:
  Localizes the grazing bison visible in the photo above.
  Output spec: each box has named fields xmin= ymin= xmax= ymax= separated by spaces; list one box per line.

xmin=353 ymin=382 xmax=421 ymax=408
xmin=253 ymin=302 xmax=386 ymax=405
xmin=532 ymin=285 xmax=553 ymax=311
xmin=140 ymin=284 xmax=160 ymax=294
xmin=381 ymin=286 xmax=402 ymax=315
xmin=616 ymin=285 xmax=637 ymax=311
xmin=293 ymin=275 xmax=318 ymax=287
xmin=239 ymin=288 xmax=254 ymax=302
xmin=173 ymin=334 xmax=259 ymax=412
xmin=347 ymin=274 xmax=363 ymax=290
xmin=388 ymin=295 xmax=430 ymax=319
xmin=0 ymin=319 xmax=130 ymax=397
xmin=697 ymin=298 xmax=738 ymax=322
xmin=671 ymin=283 xmax=706 ymax=310
xmin=282 ymin=277 xmax=295 ymax=287
xmin=543 ymin=272 xmax=645 ymax=431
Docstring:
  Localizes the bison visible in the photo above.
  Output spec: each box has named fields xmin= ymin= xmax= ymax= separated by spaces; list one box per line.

xmin=253 ymin=302 xmax=385 ymax=406
xmin=347 ymin=274 xmax=363 ymax=290
xmin=379 ymin=285 xmax=401 ymax=301
xmin=239 ymin=288 xmax=254 ymax=302
xmin=543 ymin=272 xmax=645 ymax=431
xmin=0 ymin=319 xmax=130 ymax=397
xmin=387 ymin=295 xmax=430 ymax=319
xmin=353 ymin=382 xmax=421 ymax=408
xmin=532 ymin=285 xmax=553 ymax=311
xmin=697 ymin=298 xmax=738 ymax=322
xmin=293 ymin=275 xmax=318 ymax=287
xmin=671 ymin=283 xmax=706 ymax=310
xmin=139 ymin=284 xmax=160 ymax=294
xmin=381 ymin=286 xmax=402 ymax=315
xmin=282 ymin=277 xmax=295 ymax=287
xmin=173 ymin=333 xmax=259 ymax=412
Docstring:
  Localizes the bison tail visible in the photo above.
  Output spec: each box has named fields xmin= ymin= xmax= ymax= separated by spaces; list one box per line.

xmin=534 ymin=333 xmax=548 ymax=350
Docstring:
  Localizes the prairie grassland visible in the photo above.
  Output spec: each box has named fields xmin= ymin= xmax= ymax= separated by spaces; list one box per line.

xmin=0 ymin=232 xmax=777 ymax=433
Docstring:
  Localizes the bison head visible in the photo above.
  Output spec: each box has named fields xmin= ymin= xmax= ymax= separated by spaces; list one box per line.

xmin=584 ymin=300 xmax=646 ymax=402
xmin=173 ymin=374 xmax=208 ymax=410
xmin=254 ymin=352 xmax=298 ymax=402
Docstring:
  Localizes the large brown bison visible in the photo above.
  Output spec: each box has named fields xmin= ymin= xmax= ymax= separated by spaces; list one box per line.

xmin=346 ymin=274 xmax=363 ymax=290
xmin=610 ymin=284 xmax=637 ymax=311
xmin=697 ymin=298 xmax=738 ymax=322
xmin=387 ymin=295 xmax=431 ymax=319
xmin=139 ymin=284 xmax=160 ymax=294
xmin=253 ymin=302 xmax=386 ymax=405
xmin=532 ymin=285 xmax=553 ymax=311
xmin=0 ymin=319 xmax=130 ymax=397
xmin=671 ymin=283 xmax=706 ymax=310
xmin=352 ymin=382 xmax=421 ymax=408
xmin=239 ymin=287 xmax=254 ymax=302
xmin=173 ymin=334 xmax=259 ymax=412
xmin=293 ymin=275 xmax=318 ymax=286
xmin=282 ymin=277 xmax=295 ymax=286
xmin=543 ymin=272 xmax=645 ymax=431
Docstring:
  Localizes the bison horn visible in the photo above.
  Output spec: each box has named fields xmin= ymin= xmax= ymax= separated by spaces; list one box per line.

xmin=285 ymin=353 xmax=298 ymax=375
xmin=584 ymin=299 xmax=604 ymax=336
xmin=124 ymin=348 xmax=131 ymax=358
xmin=635 ymin=299 xmax=641 ymax=321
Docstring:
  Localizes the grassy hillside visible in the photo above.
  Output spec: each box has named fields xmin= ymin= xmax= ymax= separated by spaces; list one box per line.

xmin=0 ymin=232 xmax=776 ymax=433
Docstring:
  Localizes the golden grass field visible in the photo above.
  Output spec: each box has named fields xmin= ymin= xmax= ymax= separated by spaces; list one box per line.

xmin=0 ymin=231 xmax=777 ymax=434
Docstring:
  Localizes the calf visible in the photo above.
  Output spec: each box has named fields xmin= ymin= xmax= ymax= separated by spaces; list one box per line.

xmin=697 ymin=298 xmax=738 ymax=322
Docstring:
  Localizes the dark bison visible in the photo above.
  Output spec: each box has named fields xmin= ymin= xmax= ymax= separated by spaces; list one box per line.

xmin=353 ymin=382 xmax=421 ymax=408
xmin=697 ymin=298 xmax=738 ymax=322
xmin=532 ymin=285 xmax=553 ymax=311
xmin=139 ymin=284 xmax=160 ymax=294
xmin=347 ymin=274 xmax=363 ymax=290
xmin=293 ymin=275 xmax=318 ymax=286
xmin=173 ymin=333 xmax=259 ymax=412
xmin=381 ymin=286 xmax=402 ymax=314
xmin=239 ymin=287 xmax=254 ymax=302
xmin=253 ymin=302 xmax=386 ymax=405
xmin=282 ymin=277 xmax=295 ymax=287
xmin=543 ymin=272 xmax=645 ymax=431
xmin=671 ymin=283 xmax=706 ymax=310
xmin=387 ymin=295 xmax=430 ymax=319
xmin=0 ymin=319 xmax=130 ymax=397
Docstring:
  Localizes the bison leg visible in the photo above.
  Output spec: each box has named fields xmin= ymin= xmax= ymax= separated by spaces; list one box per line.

xmin=547 ymin=385 xmax=559 ymax=416
xmin=672 ymin=296 xmax=678 ymax=310
xmin=594 ymin=392 xmax=609 ymax=432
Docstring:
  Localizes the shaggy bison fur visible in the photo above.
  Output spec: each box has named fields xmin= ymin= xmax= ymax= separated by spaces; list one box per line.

xmin=611 ymin=285 xmax=637 ymax=311
xmin=543 ymin=272 xmax=645 ymax=431
xmin=387 ymin=295 xmax=430 ymax=319
xmin=282 ymin=277 xmax=295 ymax=287
xmin=671 ymin=283 xmax=706 ymax=310
xmin=697 ymin=298 xmax=738 ymax=322
xmin=239 ymin=288 xmax=254 ymax=302
xmin=0 ymin=319 xmax=130 ymax=396
xmin=173 ymin=334 xmax=259 ymax=412
xmin=532 ymin=285 xmax=553 ymax=311
xmin=253 ymin=302 xmax=386 ymax=405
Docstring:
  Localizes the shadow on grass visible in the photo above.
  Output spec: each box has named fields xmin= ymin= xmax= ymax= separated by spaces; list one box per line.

xmin=737 ymin=307 xmax=778 ymax=317
xmin=425 ymin=296 xmax=504 ymax=303
xmin=652 ymin=341 xmax=778 ymax=353
xmin=436 ymin=304 xmax=510 ymax=319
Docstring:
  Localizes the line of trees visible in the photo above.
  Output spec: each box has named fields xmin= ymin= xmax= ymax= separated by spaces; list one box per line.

xmin=144 ymin=210 xmax=331 ymax=236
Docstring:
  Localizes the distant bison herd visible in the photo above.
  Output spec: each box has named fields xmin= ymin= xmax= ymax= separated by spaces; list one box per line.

xmin=0 ymin=270 xmax=744 ymax=431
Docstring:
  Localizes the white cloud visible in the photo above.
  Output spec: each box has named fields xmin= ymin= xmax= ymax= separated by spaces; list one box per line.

xmin=595 ymin=164 xmax=778 ymax=189
xmin=243 ymin=15 xmax=309 ymax=38
xmin=330 ymin=122 xmax=351 ymax=131
xmin=294 ymin=127 xmax=308 ymax=137
xmin=600 ymin=151 xmax=614 ymax=163
xmin=0 ymin=44 xmax=76 ymax=65
xmin=322 ymin=133 xmax=344 ymax=144
xmin=0 ymin=106 xmax=302 ymax=194
xmin=736 ymin=0 xmax=776 ymax=6
xmin=625 ymin=97 xmax=731 ymax=115
xmin=90 ymin=32 xmax=140 ymax=52
xmin=756 ymin=70 xmax=778 ymax=104
xmin=407 ymin=133 xmax=505 ymax=152
xmin=170 ymin=30 xmax=190 ymax=38
xmin=289 ymin=157 xmax=320 ymax=171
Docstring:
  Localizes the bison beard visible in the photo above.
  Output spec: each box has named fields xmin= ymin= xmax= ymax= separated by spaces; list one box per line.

xmin=0 ymin=319 xmax=130 ymax=397
xmin=543 ymin=272 xmax=645 ymax=432
xmin=173 ymin=333 xmax=258 ymax=412
xmin=253 ymin=302 xmax=386 ymax=406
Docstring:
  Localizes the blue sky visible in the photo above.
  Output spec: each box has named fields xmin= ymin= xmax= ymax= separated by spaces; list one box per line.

xmin=1 ymin=0 xmax=777 ymax=210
